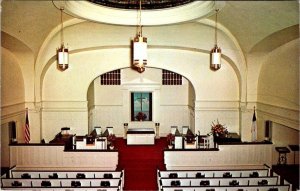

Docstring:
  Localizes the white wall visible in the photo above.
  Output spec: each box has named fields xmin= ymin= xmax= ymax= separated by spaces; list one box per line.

xmin=1 ymin=48 xmax=25 ymax=167
xmin=37 ymin=22 xmax=241 ymax=140
xmin=88 ymin=68 xmax=194 ymax=137
xmin=257 ymin=39 xmax=299 ymax=140
xmin=1 ymin=48 xmax=26 ymax=141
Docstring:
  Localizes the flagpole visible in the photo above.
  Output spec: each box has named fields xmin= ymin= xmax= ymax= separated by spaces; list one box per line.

xmin=251 ymin=106 xmax=257 ymax=142
xmin=24 ymin=108 xmax=30 ymax=144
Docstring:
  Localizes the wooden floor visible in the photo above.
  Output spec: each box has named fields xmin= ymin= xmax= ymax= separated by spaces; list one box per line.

xmin=272 ymin=164 xmax=299 ymax=191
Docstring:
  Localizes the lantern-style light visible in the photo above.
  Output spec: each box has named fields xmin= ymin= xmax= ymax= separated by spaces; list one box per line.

xmin=132 ymin=0 xmax=147 ymax=73
xmin=210 ymin=9 xmax=221 ymax=71
xmin=57 ymin=7 xmax=69 ymax=71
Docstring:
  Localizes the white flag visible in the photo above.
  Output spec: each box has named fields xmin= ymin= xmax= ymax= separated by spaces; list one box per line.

xmin=251 ymin=109 xmax=257 ymax=142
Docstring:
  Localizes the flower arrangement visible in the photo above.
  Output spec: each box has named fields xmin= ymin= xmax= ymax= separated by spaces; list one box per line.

xmin=211 ymin=119 xmax=228 ymax=136
xmin=135 ymin=112 xmax=147 ymax=121
xmin=166 ymin=133 xmax=175 ymax=146
xmin=107 ymin=134 xmax=116 ymax=146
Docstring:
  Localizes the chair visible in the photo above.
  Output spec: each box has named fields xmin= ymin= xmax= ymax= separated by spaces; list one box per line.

xmin=182 ymin=126 xmax=189 ymax=135
xmin=107 ymin=127 xmax=114 ymax=135
xmin=203 ymin=136 xmax=210 ymax=149
xmin=94 ymin=126 xmax=102 ymax=135
xmin=171 ymin=126 xmax=177 ymax=135
xmin=198 ymin=135 xmax=212 ymax=149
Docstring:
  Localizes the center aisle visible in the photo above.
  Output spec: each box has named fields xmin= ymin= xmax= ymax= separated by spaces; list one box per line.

xmin=115 ymin=137 xmax=168 ymax=190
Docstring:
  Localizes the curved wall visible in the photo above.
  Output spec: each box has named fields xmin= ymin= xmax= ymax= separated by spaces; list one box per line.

xmin=36 ymin=20 xmax=243 ymax=141
xmin=257 ymin=39 xmax=299 ymax=130
xmin=258 ymin=39 xmax=299 ymax=110
xmin=1 ymin=48 xmax=25 ymax=167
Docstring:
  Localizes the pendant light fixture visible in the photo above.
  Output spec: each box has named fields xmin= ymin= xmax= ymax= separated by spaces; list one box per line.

xmin=210 ymin=9 xmax=221 ymax=71
xmin=57 ymin=7 xmax=69 ymax=71
xmin=133 ymin=0 xmax=147 ymax=73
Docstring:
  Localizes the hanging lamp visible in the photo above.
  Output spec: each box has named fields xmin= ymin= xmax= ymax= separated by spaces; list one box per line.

xmin=57 ymin=7 xmax=69 ymax=71
xmin=132 ymin=0 xmax=147 ymax=73
xmin=210 ymin=9 xmax=221 ymax=71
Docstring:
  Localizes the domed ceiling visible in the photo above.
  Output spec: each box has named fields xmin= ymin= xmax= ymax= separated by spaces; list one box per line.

xmin=54 ymin=0 xmax=217 ymax=26
xmin=88 ymin=0 xmax=194 ymax=10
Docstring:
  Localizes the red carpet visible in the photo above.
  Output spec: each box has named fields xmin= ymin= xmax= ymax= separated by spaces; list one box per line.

xmin=115 ymin=138 xmax=168 ymax=190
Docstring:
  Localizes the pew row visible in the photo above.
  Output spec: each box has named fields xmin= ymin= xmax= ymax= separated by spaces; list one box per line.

xmin=1 ymin=168 xmax=124 ymax=191
xmin=157 ymin=168 xmax=291 ymax=191
xmin=160 ymin=185 xmax=290 ymax=191
xmin=159 ymin=177 xmax=278 ymax=187
xmin=10 ymin=170 xmax=123 ymax=179
xmin=1 ymin=188 xmax=120 ymax=191
xmin=1 ymin=178 xmax=121 ymax=189
xmin=158 ymin=169 xmax=270 ymax=178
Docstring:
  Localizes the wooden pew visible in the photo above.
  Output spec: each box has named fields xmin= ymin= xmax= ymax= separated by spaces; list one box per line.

xmin=1 ymin=188 xmax=120 ymax=191
xmin=10 ymin=169 xmax=123 ymax=179
xmin=2 ymin=168 xmax=124 ymax=191
xmin=158 ymin=169 xmax=269 ymax=178
xmin=160 ymin=185 xmax=290 ymax=191
xmin=159 ymin=177 xmax=278 ymax=187
xmin=1 ymin=178 xmax=121 ymax=189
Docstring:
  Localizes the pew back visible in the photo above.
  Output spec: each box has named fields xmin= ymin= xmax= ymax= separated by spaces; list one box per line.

xmin=161 ymin=185 xmax=290 ymax=191
xmin=160 ymin=177 xmax=278 ymax=187
xmin=159 ymin=169 xmax=269 ymax=178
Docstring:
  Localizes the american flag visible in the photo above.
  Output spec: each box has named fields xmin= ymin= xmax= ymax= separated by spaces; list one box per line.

xmin=24 ymin=108 xmax=30 ymax=144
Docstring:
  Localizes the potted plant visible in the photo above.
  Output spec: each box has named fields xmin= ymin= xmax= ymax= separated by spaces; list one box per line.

xmin=107 ymin=134 xmax=116 ymax=150
xmin=166 ymin=133 xmax=175 ymax=149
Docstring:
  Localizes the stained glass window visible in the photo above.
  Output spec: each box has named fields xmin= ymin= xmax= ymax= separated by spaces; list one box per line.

xmin=131 ymin=92 xmax=152 ymax=121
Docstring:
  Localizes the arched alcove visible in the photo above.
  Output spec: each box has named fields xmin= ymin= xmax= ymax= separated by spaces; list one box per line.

xmin=86 ymin=67 xmax=196 ymax=137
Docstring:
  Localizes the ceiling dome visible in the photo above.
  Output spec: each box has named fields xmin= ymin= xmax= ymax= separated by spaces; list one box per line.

xmin=88 ymin=0 xmax=194 ymax=10
xmin=54 ymin=1 xmax=221 ymax=26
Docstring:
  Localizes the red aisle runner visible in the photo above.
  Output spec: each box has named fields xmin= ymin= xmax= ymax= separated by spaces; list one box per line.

xmin=115 ymin=138 xmax=167 ymax=191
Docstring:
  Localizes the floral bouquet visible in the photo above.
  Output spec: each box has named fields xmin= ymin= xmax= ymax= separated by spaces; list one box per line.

xmin=166 ymin=133 xmax=175 ymax=146
xmin=135 ymin=112 xmax=147 ymax=121
xmin=211 ymin=119 xmax=228 ymax=136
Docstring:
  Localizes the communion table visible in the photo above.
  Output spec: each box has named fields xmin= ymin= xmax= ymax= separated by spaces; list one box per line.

xmin=126 ymin=128 xmax=155 ymax=145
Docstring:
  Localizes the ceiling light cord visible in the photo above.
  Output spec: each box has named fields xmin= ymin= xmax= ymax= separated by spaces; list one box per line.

xmin=138 ymin=0 xmax=142 ymax=37
xmin=60 ymin=7 xmax=64 ymax=46
xmin=214 ymin=9 xmax=219 ymax=46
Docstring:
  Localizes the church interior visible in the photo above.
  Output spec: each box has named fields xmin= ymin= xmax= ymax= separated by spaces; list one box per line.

xmin=1 ymin=0 xmax=299 ymax=190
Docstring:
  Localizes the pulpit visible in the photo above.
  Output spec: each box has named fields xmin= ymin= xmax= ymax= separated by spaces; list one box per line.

xmin=49 ymin=127 xmax=74 ymax=150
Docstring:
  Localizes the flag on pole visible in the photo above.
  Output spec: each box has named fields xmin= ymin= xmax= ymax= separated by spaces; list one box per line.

xmin=251 ymin=107 xmax=257 ymax=142
xmin=24 ymin=108 xmax=30 ymax=144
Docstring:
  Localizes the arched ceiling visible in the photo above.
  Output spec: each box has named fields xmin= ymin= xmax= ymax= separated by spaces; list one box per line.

xmin=1 ymin=0 xmax=299 ymax=60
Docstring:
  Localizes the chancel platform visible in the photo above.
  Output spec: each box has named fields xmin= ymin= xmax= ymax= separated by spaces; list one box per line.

xmin=127 ymin=128 xmax=155 ymax=145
